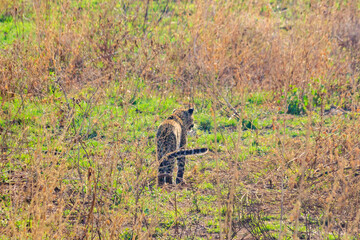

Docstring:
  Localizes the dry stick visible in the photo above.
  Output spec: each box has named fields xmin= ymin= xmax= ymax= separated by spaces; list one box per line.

xmin=278 ymin=84 xmax=289 ymax=240
xmin=62 ymin=106 xmax=86 ymax=184
xmin=80 ymin=87 xmax=100 ymax=135
xmin=175 ymin=192 xmax=178 ymax=235
xmin=211 ymin=101 xmax=223 ymax=240
xmin=0 ymin=95 xmax=25 ymax=167
xmin=165 ymin=192 xmax=186 ymax=237
xmin=293 ymin=94 xmax=312 ymax=239
xmin=156 ymin=0 xmax=170 ymax=24
xmin=228 ymin=95 xmax=244 ymax=239
xmin=143 ymin=0 xmax=150 ymax=34
xmin=226 ymin=143 xmax=236 ymax=239
xmin=223 ymin=97 xmax=241 ymax=120
xmin=206 ymin=87 xmax=241 ymax=121
xmin=82 ymin=168 xmax=97 ymax=240
xmin=216 ymin=124 xmax=236 ymax=238
xmin=132 ymin=151 xmax=152 ymax=237
xmin=94 ymin=165 xmax=103 ymax=240
xmin=55 ymin=80 xmax=99 ymax=182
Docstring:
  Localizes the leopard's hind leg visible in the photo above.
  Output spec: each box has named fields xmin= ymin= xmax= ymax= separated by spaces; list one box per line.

xmin=157 ymin=133 xmax=177 ymax=186
xmin=159 ymin=159 xmax=174 ymax=185
xmin=176 ymin=156 xmax=186 ymax=184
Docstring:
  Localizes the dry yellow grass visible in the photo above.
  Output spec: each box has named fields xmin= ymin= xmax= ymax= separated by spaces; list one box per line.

xmin=1 ymin=0 xmax=360 ymax=239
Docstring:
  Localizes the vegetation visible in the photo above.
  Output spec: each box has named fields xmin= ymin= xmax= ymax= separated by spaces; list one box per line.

xmin=1 ymin=0 xmax=360 ymax=239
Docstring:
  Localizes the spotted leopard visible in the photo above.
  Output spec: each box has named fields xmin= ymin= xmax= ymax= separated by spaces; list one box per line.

xmin=157 ymin=108 xmax=208 ymax=186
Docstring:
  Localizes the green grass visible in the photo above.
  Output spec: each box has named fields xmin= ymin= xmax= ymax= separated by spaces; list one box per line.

xmin=1 ymin=83 xmax=347 ymax=177
xmin=2 ymin=82 xmax=350 ymax=238
xmin=0 ymin=15 xmax=35 ymax=48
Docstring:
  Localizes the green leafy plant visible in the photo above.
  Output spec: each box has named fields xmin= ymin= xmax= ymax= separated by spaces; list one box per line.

xmin=286 ymin=86 xmax=306 ymax=115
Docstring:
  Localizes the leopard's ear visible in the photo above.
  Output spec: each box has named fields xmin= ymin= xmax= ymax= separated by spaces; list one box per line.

xmin=172 ymin=109 xmax=177 ymax=113
xmin=188 ymin=108 xmax=194 ymax=114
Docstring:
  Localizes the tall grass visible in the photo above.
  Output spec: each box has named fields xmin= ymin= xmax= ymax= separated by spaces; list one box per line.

xmin=1 ymin=0 xmax=360 ymax=239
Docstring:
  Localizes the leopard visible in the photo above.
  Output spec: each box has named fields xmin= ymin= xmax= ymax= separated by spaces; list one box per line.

xmin=156 ymin=108 xmax=208 ymax=186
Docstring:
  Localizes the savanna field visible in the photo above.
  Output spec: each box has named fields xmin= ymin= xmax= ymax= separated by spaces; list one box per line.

xmin=1 ymin=0 xmax=360 ymax=239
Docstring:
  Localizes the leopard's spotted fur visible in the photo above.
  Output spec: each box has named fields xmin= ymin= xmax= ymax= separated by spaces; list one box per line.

xmin=157 ymin=108 xmax=208 ymax=186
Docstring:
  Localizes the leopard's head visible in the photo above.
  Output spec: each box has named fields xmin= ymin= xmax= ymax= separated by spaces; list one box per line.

xmin=172 ymin=108 xmax=194 ymax=131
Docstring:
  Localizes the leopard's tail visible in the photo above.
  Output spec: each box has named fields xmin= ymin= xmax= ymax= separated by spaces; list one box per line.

xmin=160 ymin=148 xmax=208 ymax=162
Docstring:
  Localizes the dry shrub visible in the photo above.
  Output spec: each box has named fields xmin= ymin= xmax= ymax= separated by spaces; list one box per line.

xmin=1 ymin=0 xmax=359 ymax=97
xmin=1 ymin=0 xmax=360 ymax=239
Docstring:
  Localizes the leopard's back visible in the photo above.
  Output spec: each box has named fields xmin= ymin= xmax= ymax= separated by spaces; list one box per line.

xmin=156 ymin=120 xmax=181 ymax=161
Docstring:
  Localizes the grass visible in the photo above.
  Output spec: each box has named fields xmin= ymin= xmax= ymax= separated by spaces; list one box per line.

xmin=1 ymin=0 xmax=360 ymax=239
xmin=2 ymin=83 xmax=359 ymax=238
